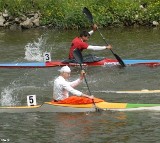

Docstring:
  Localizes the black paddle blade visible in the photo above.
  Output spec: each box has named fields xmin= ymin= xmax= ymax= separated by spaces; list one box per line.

xmin=73 ymin=48 xmax=83 ymax=64
xmin=83 ymin=7 xmax=125 ymax=68
xmin=114 ymin=53 xmax=126 ymax=67
xmin=83 ymin=7 xmax=93 ymax=23
xmin=110 ymin=49 xmax=126 ymax=67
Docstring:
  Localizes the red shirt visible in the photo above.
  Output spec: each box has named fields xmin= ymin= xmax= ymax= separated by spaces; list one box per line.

xmin=69 ymin=37 xmax=88 ymax=59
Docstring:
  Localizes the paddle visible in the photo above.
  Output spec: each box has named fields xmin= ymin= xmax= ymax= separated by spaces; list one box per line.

xmin=73 ymin=48 xmax=102 ymax=112
xmin=83 ymin=7 xmax=126 ymax=67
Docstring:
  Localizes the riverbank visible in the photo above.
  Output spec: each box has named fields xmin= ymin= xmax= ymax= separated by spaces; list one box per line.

xmin=0 ymin=0 xmax=159 ymax=30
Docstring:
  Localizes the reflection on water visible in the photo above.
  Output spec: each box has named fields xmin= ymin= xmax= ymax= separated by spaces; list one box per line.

xmin=1 ymin=111 xmax=159 ymax=143
xmin=0 ymin=111 xmax=128 ymax=143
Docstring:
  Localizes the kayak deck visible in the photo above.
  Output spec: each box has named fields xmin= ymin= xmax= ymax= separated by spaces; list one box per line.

xmin=1 ymin=101 xmax=160 ymax=113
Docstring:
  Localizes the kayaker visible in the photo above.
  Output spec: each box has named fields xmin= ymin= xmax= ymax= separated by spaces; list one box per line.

xmin=53 ymin=65 xmax=94 ymax=101
xmin=68 ymin=24 xmax=112 ymax=60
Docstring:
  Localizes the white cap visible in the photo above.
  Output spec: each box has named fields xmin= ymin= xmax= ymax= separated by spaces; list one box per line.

xmin=59 ymin=66 xmax=71 ymax=73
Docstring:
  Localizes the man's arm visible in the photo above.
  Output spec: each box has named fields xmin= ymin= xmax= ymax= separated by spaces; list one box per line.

xmin=88 ymin=24 xmax=97 ymax=36
xmin=69 ymin=70 xmax=85 ymax=87
xmin=87 ymin=45 xmax=112 ymax=50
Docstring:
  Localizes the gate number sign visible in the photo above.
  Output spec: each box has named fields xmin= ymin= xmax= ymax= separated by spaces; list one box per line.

xmin=27 ymin=95 xmax=37 ymax=106
xmin=43 ymin=52 xmax=51 ymax=62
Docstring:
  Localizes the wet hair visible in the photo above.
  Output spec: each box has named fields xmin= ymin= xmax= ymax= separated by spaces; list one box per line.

xmin=79 ymin=30 xmax=90 ymax=37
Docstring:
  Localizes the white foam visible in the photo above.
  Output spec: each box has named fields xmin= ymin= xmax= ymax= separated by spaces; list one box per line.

xmin=24 ymin=35 xmax=49 ymax=61
xmin=1 ymin=86 xmax=19 ymax=106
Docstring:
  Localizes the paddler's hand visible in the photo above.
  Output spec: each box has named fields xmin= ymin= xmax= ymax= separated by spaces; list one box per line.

xmin=82 ymin=94 xmax=94 ymax=99
xmin=92 ymin=24 xmax=97 ymax=31
xmin=80 ymin=70 xmax=85 ymax=80
xmin=89 ymin=95 xmax=94 ymax=99
xmin=106 ymin=44 xmax=112 ymax=49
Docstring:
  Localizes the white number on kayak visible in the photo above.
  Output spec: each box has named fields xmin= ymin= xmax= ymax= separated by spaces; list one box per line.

xmin=44 ymin=52 xmax=51 ymax=62
xmin=104 ymin=62 xmax=119 ymax=66
xmin=27 ymin=95 xmax=37 ymax=106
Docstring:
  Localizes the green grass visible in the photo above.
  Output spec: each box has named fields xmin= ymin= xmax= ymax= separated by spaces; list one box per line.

xmin=0 ymin=0 xmax=159 ymax=29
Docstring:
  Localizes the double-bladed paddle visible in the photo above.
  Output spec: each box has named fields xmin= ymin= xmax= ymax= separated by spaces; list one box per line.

xmin=73 ymin=48 xmax=102 ymax=112
xmin=83 ymin=7 xmax=126 ymax=67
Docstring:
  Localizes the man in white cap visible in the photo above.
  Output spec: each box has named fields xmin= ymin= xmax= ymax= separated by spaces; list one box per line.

xmin=53 ymin=65 xmax=94 ymax=101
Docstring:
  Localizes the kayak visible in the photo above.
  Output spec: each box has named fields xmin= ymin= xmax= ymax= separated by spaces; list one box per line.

xmin=95 ymin=89 xmax=160 ymax=94
xmin=0 ymin=58 xmax=160 ymax=68
xmin=1 ymin=101 xmax=160 ymax=113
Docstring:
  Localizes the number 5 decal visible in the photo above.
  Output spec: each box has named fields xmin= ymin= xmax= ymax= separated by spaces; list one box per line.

xmin=29 ymin=96 xmax=34 ymax=103
xmin=27 ymin=95 xmax=37 ymax=106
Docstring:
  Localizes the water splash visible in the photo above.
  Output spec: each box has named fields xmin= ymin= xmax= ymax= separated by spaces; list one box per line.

xmin=1 ymin=82 xmax=21 ymax=106
xmin=0 ymin=70 xmax=34 ymax=106
xmin=24 ymin=35 xmax=49 ymax=61
xmin=0 ymin=69 xmax=49 ymax=106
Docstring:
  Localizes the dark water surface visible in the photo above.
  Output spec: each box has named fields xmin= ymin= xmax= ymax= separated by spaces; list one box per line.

xmin=0 ymin=27 xmax=160 ymax=143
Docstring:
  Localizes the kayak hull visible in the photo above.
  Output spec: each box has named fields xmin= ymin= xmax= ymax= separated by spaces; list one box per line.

xmin=0 ymin=102 xmax=95 ymax=113
xmin=1 ymin=59 xmax=160 ymax=68
xmin=1 ymin=102 xmax=160 ymax=113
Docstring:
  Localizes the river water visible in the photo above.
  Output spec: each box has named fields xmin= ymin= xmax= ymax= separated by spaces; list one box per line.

xmin=0 ymin=27 xmax=160 ymax=143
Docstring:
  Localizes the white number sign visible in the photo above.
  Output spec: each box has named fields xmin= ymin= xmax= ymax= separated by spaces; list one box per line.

xmin=27 ymin=95 xmax=37 ymax=106
xmin=43 ymin=52 xmax=51 ymax=62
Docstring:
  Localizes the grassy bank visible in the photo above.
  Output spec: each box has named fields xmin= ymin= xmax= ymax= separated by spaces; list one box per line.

xmin=0 ymin=0 xmax=159 ymax=29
